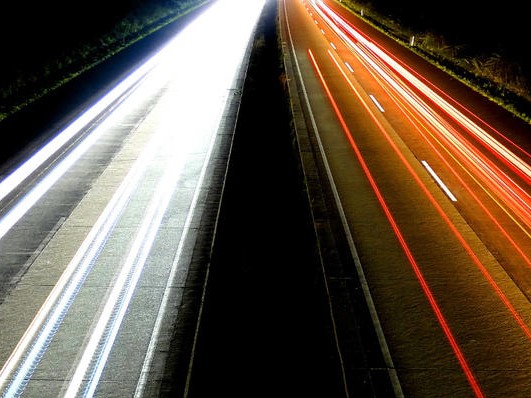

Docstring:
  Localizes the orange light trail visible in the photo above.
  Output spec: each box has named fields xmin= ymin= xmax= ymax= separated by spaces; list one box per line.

xmin=338 ymin=43 xmax=531 ymax=242
xmin=313 ymin=0 xmax=531 ymax=174
xmin=307 ymin=48 xmax=486 ymax=398
xmin=309 ymin=0 xmax=531 ymax=232
xmin=397 ymin=54 xmax=531 ymax=164
xmin=355 ymin=28 xmax=531 ymax=165
xmin=325 ymin=21 xmax=531 ymax=255
xmin=379 ymin=71 xmax=531 ymax=266
xmin=354 ymin=44 xmax=531 ymax=229
xmin=325 ymin=46 xmax=531 ymax=341
xmin=307 ymin=0 xmax=531 ymax=247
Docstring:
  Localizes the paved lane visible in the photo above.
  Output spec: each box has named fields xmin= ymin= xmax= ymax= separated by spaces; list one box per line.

xmin=0 ymin=1 xmax=265 ymax=396
xmin=280 ymin=0 xmax=531 ymax=396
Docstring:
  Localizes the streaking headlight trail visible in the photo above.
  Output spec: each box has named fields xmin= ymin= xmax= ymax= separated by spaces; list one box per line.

xmin=0 ymin=0 xmax=265 ymax=396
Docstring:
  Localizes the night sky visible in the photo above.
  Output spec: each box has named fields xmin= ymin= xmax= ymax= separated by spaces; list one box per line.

xmin=0 ymin=0 xmax=528 ymax=86
xmin=0 ymin=0 xmax=143 ymax=71
xmin=363 ymin=0 xmax=527 ymax=66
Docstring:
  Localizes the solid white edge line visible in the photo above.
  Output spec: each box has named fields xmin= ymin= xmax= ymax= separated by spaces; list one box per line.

xmin=283 ymin=1 xmax=404 ymax=397
xmin=421 ymin=160 xmax=458 ymax=202
xmin=134 ymin=0 xmax=266 ymax=393
xmin=132 ymin=91 xmax=222 ymax=398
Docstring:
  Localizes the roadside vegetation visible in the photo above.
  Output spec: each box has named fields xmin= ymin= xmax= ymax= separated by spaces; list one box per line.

xmin=338 ymin=0 xmax=531 ymax=123
xmin=2 ymin=0 xmax=529 ymax=124
xmin=0 ymin=0 xmax=209 ymax=122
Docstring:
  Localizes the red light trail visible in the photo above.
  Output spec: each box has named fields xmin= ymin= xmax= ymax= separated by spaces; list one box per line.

xmin=308 ymin=47 xmax=485 ymax=398
xmin=286 ymin=0 xmax=531 ymax=395
xmin=322 ymin=46 xmax=531 ymax=340
xmin=309 ymin=0 xmax=531 ymax=235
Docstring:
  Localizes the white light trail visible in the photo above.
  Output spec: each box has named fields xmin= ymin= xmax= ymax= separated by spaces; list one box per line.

xmin=0 ymin=106 xmax=117 ymax=241
xmin=0 ymin=0 xmax=266 ymax=396
xmin=66 ymin=139 xmax=187 ymax=398
xmin=132 ymin=94 xmax=219 ymax=398
xmin=309 ymin=0 xmax=531 ymax=229
xmin=0 ymin=43 xmax=158 ymax=204
xmin=0 ymin=110 xmax=166 ymax=396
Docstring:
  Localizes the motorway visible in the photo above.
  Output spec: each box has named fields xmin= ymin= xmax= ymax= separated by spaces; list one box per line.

xmin=280 ymin=0 xmax=531 ymax=397
xmin=0 ymin=0 xmax=265 ymax=396
xmin=1 ymin=0 xmax=530 ymax=397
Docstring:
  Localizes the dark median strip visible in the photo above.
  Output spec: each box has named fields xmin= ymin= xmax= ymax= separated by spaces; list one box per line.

xmin=183 ymin=1 xmax=344 ymax=396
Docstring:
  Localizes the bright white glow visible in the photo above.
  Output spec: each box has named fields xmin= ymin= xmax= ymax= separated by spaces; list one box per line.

xmin=133 ymin=92 xmax=219 ymax=398
xmin=0 ymin=45 xmax=158 ymax=204
xmin=421 ymin=160 xmax=458 ymax=202
xmin=0 ymin=0 xmax=264 ymax=242
xmin=0 ymin=107 xmax=166 ymax=396
xmin=0 ymin=0 xmax=265 ymax=396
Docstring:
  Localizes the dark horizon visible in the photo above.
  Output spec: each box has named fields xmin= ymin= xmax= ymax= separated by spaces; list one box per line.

xmin=0 ymin=0 xmax=529 ymax=100
xmin=360 ymin=0 xmax=528 ymax=67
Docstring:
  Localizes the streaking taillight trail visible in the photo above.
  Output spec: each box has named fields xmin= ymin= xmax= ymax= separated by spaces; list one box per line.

xmin=308 ymin=0 xmax=531 ymax=233
xmin=308 ymin=47 xmax=486 ymax=398
xmin=292 ymin=1 xmax=531 ymax=396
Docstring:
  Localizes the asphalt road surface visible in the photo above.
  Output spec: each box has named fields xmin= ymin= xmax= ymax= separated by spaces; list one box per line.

xmin=1 ymin=0 xmax=530 ymax=397
xmin=0 ymin=0 xmax=267 ymax=396
xmin=279 ymin=0 xmax=531 ymax=397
